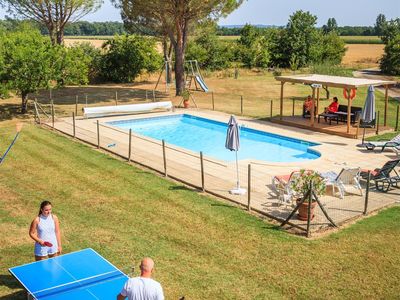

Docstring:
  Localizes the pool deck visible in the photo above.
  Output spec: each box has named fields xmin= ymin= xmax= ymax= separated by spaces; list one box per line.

xmin=47 ymin=108 xmax=400 ymax=234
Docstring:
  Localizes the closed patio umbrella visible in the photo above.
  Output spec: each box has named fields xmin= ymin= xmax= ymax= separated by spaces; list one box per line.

xmin=225 ymin=115 xmax=246 ymax=195
xmin=361 ymin=85 xmax=376 ymax=144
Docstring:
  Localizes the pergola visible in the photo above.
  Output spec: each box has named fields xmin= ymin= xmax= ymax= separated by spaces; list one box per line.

xmin=275 ymin=74 xmax=397 ymax=133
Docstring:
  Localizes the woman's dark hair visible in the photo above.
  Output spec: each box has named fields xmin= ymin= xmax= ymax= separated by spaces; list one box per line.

xmin=38 ymin=200 xmax=52 ymax=216
xmin=333 ymin=97 xmax=338 ymax=102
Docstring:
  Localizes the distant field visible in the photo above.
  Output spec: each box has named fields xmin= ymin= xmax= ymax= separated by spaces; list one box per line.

xmin=343 ymin=44 xmax=384 ymax=67
xmin=64 ymin=35 xmax=114 ymax=40
xmin=64 ymin=38 xmax=107 ymax=48
xmin=340 ymin=36 xmax=382 ymax=44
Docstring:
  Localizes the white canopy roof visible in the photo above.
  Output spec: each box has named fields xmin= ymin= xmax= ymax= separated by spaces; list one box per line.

xmin=275 ymin=74 xmax=397 ymax=89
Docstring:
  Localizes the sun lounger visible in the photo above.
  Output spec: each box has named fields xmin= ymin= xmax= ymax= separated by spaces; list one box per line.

xmin=321 ymin=167 xmax=362 ymax=199
xmin=360 ymin=159 xmax=400 ymax=192
xmin=83 ymin=101 xmax=173 ymax=118
xmin=392 ymin=145 xmax=400 ymax=157
xmin=363 ymin=134 xmax=400 ymax=152
xmin=272 ymin=171 xmax=302 ymax=205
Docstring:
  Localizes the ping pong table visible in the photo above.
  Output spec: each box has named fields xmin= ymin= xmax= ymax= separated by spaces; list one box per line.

xmin=9 ymin=248 xmax=128 ymax=300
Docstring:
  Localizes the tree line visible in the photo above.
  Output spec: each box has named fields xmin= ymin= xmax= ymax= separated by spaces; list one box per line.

xmin=0 ymin=18 xmax=389 ymax=37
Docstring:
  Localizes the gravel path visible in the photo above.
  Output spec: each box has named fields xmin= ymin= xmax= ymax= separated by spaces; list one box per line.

xmin=353 ymin=68 xmax=400 ymax=101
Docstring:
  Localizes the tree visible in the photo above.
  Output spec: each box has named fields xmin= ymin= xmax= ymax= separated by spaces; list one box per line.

xmin=322 ymin=17 xmax=338 ymax=34
xmin=380 ymin=34 xmax=400 ymax=75
xmin=186 ymin=21 xmax=233 ymax=70
xmin=0 ymin=26 xmax=91 ymax=113
xmin=236 ymin=24 xmax=269 ymax=68
xmin=115 ymin=0 xmax=243 ymax=95
xmin=375 ymin=14 xmax=387 ymax=36
xmin=282 ymin=10 xmax=318 ymax=69
xmin=99 ymin=35 xmax=162 ymax=83
xmin=0 ymin=0 xmax=102 ymax=44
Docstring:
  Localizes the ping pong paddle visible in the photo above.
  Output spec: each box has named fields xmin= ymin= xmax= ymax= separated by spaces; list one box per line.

xmin=43 ymin=241 xmax=53 ymax=247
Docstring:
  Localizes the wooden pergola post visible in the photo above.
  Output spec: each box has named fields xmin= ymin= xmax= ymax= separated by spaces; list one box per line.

xmin=310 ymin=87 xmax=316 ymax=127
xmin=279 ymin=82 xmax=285 ymax=120
xmin=346 ymin=88 xmax=352 ymax=133
xmin=384 ymin=85 xmax=389 ymax=127
xmin=316 ymin=87 xmax=320 ymax=115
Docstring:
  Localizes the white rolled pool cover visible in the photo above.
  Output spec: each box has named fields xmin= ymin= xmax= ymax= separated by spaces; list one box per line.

xmin=83 ymin=101 xmax=173 ymax=118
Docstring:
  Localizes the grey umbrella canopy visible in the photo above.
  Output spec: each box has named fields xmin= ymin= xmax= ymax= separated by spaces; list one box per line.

xmin=225 ymin=115 xmax=240 ymax=151
xmin=360 ymin=85 xmax=376 ymax=145
xmin=225 ymin=115 xmax=246 ymax=195
xmin=361 ymin=85 xmax=376 ymax=123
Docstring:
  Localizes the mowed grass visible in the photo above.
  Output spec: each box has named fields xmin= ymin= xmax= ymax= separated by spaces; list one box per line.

xmin=0 ymin=123 xmax=400 ymax=299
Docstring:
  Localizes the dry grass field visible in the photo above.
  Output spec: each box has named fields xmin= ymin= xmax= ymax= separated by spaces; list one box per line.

xmin=342 ymin=44 xmax=384 ymax=67
xmin=64 ymin=38 xmax=107 ymax=48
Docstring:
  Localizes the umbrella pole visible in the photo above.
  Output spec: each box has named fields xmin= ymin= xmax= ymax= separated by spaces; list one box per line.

xmin=235 ymin=151 xmax=240 ymax=189
xmin=362 ymin=127 xmax=366 ymax=145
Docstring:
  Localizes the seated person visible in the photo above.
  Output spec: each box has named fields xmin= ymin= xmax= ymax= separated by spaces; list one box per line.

xmin=303 ymin=96 xmax=314 ymax=117
xmin=324 ymin=97 xmax=339 ymax=114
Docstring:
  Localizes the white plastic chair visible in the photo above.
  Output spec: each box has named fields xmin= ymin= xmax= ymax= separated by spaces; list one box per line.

xmin=322 ymin=167 xmax=362 ymax=199
xmin=271 ymin=171 xmax=302 ymax=205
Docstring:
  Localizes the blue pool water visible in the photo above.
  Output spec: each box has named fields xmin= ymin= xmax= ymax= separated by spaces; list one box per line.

xmin=107 ymin=114 xmax=320 ymax=162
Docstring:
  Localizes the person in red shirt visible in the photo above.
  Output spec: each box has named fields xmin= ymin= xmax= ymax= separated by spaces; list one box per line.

xmin=325 ymin=97 xmax=339 ymax=113
xmin=303 ymin=95 xmax=314 ymax=117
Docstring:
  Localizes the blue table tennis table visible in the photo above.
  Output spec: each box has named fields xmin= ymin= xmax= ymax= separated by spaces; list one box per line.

xmin=9 ymin=248 xmax=128 ymax=299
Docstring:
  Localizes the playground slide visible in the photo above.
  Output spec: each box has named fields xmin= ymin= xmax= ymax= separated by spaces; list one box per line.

xmin=195 ymin=75 xmax=209 ymax=92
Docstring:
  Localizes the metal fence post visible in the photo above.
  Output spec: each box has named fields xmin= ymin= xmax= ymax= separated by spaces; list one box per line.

xmin=115 ymin=91 xmax=118 ymax=106
xmin=395 ymin=106 xmax=399 ymax=132
xmin=152 ymin=90 xmax=156 ymax=102
xmin=128 ymin=129 xmax=132 ymax=162
xmin=240 ymin=95 xmax=243 ymax=115
xmin=306 ymin=181 xmax=313 ymax=238
xmin=247 ymin=164 xmax=251 ymax=211
xmin=270 ymin=100 xmax=273 ymax=118
xmin=162 ymin=140 xmax=167 ymax=177
xmin=72 ymin=112 xmax=76 ymax=138
xmin=212 ymin=92 xmax=215 ymax=111
xmin=292 ymin=98 xmax=295 ymax=116
xmin=363 ymin=171 xmax=370 ymax=215
xmin=85 ymin=94 xmax=88 ymax=107
xmin=200 ymin=151 xmax=205 ymax=192
xmin=97 ymin=120 xmax=100 ymax=149
xmin=146 ymin=90 xmax=148 ymax=101
xmin=51 ymin=100 xmax=54 ymax=129
xmin=376 ymin=111 xmax=380 ymax=135
xmin=75 ymin=95 xmax=78 ymax=116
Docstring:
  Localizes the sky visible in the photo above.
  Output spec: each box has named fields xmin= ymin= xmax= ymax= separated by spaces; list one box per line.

xmin=1 ymin=0 xmax=399 ymax=26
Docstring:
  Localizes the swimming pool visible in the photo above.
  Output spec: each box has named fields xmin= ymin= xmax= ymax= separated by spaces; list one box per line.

xmin=106 ymin=114 xmax=320 ymax=163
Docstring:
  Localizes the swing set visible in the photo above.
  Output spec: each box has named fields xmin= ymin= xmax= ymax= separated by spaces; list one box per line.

xmin=155 ymin=60 xmax=210 ymax=93
xmin=0 ymin=123 xmax=22 ymax=165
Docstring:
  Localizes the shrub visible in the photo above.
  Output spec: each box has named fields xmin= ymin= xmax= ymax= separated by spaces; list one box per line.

xmin=100 ymin=35 xmax=162 ymax=83
xmin=186 ymin=22 xmax=233 ymax=71
xmin=380 ymin=34 xmax=400 ymax=75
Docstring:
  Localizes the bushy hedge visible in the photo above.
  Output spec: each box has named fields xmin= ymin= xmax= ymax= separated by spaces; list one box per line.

xmin=99 ymin=35 xmax=162 ymax=83
xmin=186 ymin=23 xmax=233 ymax=71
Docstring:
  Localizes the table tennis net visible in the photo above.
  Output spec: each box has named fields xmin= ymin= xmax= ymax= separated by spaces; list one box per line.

xmin=32 ymin=270 xmax=124 ymax=298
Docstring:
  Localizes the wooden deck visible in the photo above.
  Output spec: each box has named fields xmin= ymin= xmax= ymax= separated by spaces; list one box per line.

xmin=270 ymin=115 xmax=392 ymax=139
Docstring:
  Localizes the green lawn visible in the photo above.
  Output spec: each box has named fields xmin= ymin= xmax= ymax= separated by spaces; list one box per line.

xmin=0 ymin=124 xmax=399 ymax=299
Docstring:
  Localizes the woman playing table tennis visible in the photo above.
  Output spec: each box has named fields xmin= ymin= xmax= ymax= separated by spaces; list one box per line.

xmin=29 ymin=200 xmax=62 ymax=261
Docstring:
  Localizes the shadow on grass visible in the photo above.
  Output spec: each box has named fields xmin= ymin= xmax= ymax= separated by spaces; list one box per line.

xmin=34 ymin=86 xmax=169 ymax=106
xmin=168 ymin=185 xmax=194 ymax=192
xmin=0 ymin=275 xmax=25 ymax=300
xmin=0 ymin=104 xmax=33 ymax=122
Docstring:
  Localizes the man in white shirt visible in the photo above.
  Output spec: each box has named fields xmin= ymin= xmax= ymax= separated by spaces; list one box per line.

xmin=117 ymin=257 xmax=164 ymax=300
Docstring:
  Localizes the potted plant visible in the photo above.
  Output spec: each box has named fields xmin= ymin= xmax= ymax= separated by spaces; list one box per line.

xmin=181 ymin=89 xmax=190 ymax=108
xmin=290 ymin=170 xmax=326 ymax=221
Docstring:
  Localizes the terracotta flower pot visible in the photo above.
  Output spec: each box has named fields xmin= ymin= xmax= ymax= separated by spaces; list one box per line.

xmin=297 ymin=200 xmax=317 ymax=221
xmin=183 ymin=99 xmax=189 ymax=108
